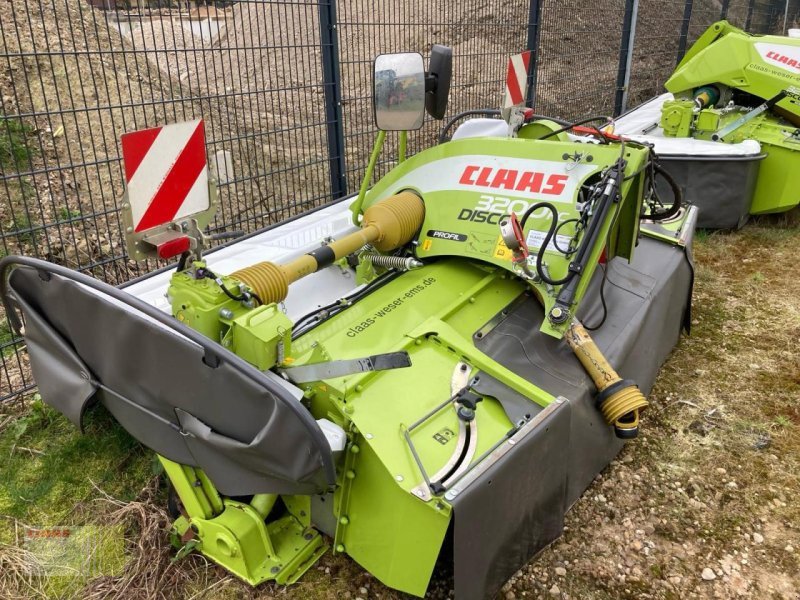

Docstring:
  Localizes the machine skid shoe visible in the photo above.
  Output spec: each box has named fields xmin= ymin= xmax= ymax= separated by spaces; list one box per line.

xmin=172 ymin=501 xmax=328 ymax=586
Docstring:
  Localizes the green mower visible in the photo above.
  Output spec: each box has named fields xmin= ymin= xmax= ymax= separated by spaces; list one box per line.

xmin=615 ymin=21 xmax=800 ymax=229
xmin=1 ymin=48 xmax=696 ymax=598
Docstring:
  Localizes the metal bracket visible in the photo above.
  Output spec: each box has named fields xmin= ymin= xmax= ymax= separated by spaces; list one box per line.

xmin=122 ymin=179 xmax=219 ymax=262
xmin=713 ymin=89 xmax=788 ymax=141
xmin=504 ymin=105 xmax=526 ymax=136
xmin=444 ymin=397 xmax=569 ymax=501
xmin=278 ymin=351 xmax=412 ymax=383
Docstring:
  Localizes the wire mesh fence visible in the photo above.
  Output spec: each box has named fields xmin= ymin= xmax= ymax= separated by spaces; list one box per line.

xmin=532 ymin=0 xmax=627 ymax=118
xmin=1 ymin=0 xmax=798 ymax=401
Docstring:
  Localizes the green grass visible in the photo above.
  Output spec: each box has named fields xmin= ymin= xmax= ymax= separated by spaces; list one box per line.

xmin=0 ymin=397 xmax=150 ymax=543
xmin=0 ymin=321 xmax=15 ymax=359
xmin=57 ymin=207 xmax=81 ymax=222
xmin=4 ymin=211 xmax=37 ymax=247
xmin=0 ymin=115 xmax=36 ymax=172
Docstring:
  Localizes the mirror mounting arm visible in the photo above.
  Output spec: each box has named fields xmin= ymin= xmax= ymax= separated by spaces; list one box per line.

xmin=425 ymin=73 xmax=437 ymax=93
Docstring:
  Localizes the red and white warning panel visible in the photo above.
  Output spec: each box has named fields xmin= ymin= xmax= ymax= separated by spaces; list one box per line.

xmin=120 ymin=119 xmax=218 ymax=261
xmin=121 ymin=119 xmax=209 ymax=233
xmin=503 ymin=50 xmax=531 ymax=110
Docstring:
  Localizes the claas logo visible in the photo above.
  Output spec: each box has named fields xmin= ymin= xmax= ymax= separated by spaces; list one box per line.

xmin=765 ymin=50 xmax=800 ymax=71
xmin=458 ymin=165 xmax=569 ymax=195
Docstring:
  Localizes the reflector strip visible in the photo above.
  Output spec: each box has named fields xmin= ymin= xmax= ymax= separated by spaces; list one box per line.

xmin=121 ymin=119 xmax=209 ymax=233
xmin=503 ymin=51 xmax=532 ymax=109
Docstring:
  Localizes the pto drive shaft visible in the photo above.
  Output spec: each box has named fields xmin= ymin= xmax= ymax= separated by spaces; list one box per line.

xmin=565 ymin=321 xmax=649 ymax=438
xmin=231 ymin=192 xmax=425 ymax=305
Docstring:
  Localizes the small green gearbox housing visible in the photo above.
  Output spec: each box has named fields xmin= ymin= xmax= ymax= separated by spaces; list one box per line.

xmin=168 ymin=264 xmax=292 ymax=371
xmin=228 ymin=304 xmax=292 ymax=370
xmin=169 ymin=269 xmax=243 ymax=341
xmin=695 ymin=108 xmax=722 ymax=132
xmin=660 ymin=99 xmax=695 ymax=137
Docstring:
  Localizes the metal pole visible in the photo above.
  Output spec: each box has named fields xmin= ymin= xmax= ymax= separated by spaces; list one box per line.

xmin=676 ymin=0 xmax=695 ymax=63
xmin=614 ymin=0 xmax=639 ymax=115
xmin=525 ymin=0 xmax=542 ymax=108
xmin=782 ymin=0 xmax=790 ymax=33
xmin=318 ymin=0 xmax=348 ymax=200
xmin=720 ymin=0 xmax=730 ymax=19
xmin=745 ymin=0 xmax=756 ymax=30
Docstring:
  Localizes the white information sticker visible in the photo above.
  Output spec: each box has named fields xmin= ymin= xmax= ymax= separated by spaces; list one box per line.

xmin=526 ymin=229 xmax=572 ymax=254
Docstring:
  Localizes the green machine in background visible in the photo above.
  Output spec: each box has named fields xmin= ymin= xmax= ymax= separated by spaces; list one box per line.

xmin=1 ymin=48 xmax=697 ymax=599
xmin=616 ymin=21 xmax=800 ymax=228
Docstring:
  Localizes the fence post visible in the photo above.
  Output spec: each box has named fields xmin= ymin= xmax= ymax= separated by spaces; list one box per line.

xmin=745 ymin=0 xmax=756 ymax=29
xmin=676 ymin=0 xmax=695 ymax=63
xmin=782 ymin=0 xmax=790 ymax=33
xmin=318 ymin=0 xmax=348 ymax=200
xmin=720 ymin=0 xmax=730 ymax=19
xmin=525 ymin=0 xmax=542 ymax=108
xmin=614 ymin=0 xmax=639 ymax=115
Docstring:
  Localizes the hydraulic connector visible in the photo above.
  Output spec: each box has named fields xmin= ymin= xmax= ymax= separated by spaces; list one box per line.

xmin=565 ymin=321 xmax=648 ymax=438
xmin=499 ymin=212 xmax=533 ymax=278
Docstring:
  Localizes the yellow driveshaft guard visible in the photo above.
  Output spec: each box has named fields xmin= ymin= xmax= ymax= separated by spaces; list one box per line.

xmin=232 ymin=192 xmax=424 ymax=304
xmin=565 ymin=321 xmax=648 ymax=437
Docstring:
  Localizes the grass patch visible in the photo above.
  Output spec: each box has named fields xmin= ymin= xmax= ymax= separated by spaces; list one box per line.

xmin=0 ymin=115 xmax=36 ymax=172
xmin=0 ymin=398 xmax=150 ymax=541
xmin=3 ymin=211 xmax=38 ymax=247
xmin=0 ymin=321 xmax=16 ymax=359
xmin=57 ymin=207 xmax=81 ymax=222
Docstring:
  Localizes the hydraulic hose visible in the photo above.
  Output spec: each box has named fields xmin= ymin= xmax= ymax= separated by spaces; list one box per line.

xmin=518 ymin=201 xmax=573 ymax=286
xmin=565 ymin=321 xmax=648 ymax=438
xmin=537 ymin=115 xmax=615 ymax=142
xmin=438 ymin=109 xmax=501 ymax=143
xmin=644 ymin=162 xmax=683 ymax=221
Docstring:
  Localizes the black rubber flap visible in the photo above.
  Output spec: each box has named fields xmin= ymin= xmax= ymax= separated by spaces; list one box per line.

xmin=475 ymin=237 xmax=692 ymax=504
xmin=450 ymin=399 xmax=571 ymax=600
xmin=655 ymin=156 xmax=760 ymax=229
xmin=3 ymin=260 xmax=334 ymax=495
xmin=472 ymin=371 xmax=543 ymax=427
xmin=455 ymin=235 xmax=694 ymax=598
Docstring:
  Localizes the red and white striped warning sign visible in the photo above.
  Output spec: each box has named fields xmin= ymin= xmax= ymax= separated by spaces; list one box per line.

xmin=121 ymin=119 xmax=209 ymax=233
xmin=503 ymin=50 xmax=532 ymax=109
